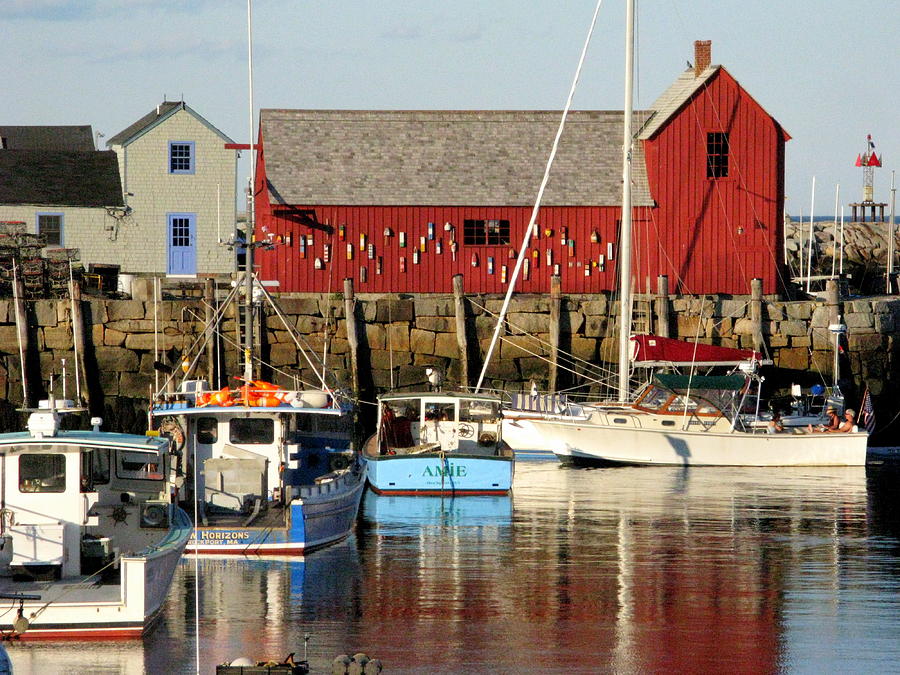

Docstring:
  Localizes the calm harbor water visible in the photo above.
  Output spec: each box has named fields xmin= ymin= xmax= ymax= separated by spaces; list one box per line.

xmin=8 ymin=459 xmax=900 ymax=673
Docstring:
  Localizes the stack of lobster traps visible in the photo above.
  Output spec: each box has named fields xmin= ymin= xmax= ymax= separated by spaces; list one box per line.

xmin=0 ymin=221 xmax=83 ymax=298
xmin=45 ymin=248 xmax=83 ymax=297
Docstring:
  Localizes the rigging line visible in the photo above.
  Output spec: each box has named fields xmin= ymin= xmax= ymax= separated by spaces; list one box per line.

xmin=467 ymin=299 xmax=615 ymax=380
xmin=474 ymin=0 xmax=606 ymax=393
xmin=492 ymin=334 xmax=615 ymax=387
xmin=255 ymin=276 xmax=329 ymax=389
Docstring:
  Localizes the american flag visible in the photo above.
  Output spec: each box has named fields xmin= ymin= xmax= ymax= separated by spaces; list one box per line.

xmin=860 ymin=387 xmax=876 ymax=434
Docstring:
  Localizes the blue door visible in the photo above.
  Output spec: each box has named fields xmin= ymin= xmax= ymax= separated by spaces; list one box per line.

xmin=167 ymin=213 xmax=196 ymax=275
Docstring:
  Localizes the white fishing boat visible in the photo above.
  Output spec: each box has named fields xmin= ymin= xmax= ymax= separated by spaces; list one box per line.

xmin=529 ymin=0 xmax=868 ymax=467
xmin=0 ymin=397 xmax=190 ymax=640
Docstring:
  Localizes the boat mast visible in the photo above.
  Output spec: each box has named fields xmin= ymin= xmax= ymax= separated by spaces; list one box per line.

xmin=617 ymin=0 xmax=636 ymax=401
xmin=244 ymin=0 xmax=256 ymax=383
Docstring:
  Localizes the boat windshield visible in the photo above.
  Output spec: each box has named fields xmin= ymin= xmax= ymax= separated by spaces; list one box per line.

xmin=460 ymin=399 xmax=500 ymax=423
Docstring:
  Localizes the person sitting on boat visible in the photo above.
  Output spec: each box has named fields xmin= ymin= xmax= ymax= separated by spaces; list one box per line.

xmin=829 ymin=408 xmax=856 ymax=433
xmin=808 ymin=406 xmax=840 ymax=433
xmin=767 ymin=411 xmax=784 ymax=434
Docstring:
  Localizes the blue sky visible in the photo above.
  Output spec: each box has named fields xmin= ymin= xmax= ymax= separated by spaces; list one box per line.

xmin=4 ymin=0 xmax=898 ymax=216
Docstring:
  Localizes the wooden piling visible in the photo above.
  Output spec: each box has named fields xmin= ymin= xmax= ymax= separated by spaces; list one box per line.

xmin=655 ymin=275 xmax=670 ymax=337
xmin=750 ymin=278 xmax=764 ymax=353
xmin=13 ymin=272 xmax=30 ymax=406
xmin=825 ymin=278 xmax=841 ymax=325
xmin=549 ymin=275 xmax=561 ymax=392
xmin=68 ymin=277 xmax=90 ymax=407
xmin=452 ymin=274 xmax=469 ymax=389
xmin=344 ymin=278 xmax=360 ymax=397
xmin=204 ymin=278 xmax=216 ymax=386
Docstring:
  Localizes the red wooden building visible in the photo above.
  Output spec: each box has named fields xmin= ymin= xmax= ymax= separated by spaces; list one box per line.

xmin=254 ymin=41 xmax=789 ymax=296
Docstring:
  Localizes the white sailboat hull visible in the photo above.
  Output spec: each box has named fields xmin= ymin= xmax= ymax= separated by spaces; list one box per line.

xmin=542 ymin=415 xmax=868 ymax=467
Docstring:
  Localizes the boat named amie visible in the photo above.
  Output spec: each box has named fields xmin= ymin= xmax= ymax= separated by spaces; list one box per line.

xmin=364 ymin=390 xmax=514 ymax=496
xmin=0 ymin=398 xmax=190 ymax=640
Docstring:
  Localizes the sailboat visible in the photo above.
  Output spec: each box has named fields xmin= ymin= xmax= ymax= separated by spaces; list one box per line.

xmin=525 ymin=0 xmax=868 ymax=467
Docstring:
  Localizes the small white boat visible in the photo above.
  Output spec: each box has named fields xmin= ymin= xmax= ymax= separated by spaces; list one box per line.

xmin=0 ymin=399 xmax=190 ymax=640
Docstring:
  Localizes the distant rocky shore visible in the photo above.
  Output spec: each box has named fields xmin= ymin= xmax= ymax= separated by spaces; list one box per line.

xmin=784 ymin=218 xmax=898 ymax=292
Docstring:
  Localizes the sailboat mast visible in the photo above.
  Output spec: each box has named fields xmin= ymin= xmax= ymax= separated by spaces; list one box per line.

xmin=244 ymin=0 xmax=256 ymax=382
xmin=617 ymin=0 xmax=636 ymax=401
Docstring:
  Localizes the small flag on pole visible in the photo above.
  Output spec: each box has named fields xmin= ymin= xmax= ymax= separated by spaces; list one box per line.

xmin=859 ymin=387 xmax=876 ymax=434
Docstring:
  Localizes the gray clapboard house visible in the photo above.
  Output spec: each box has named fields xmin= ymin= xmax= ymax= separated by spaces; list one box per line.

xmin=0 ymin=125 xmax=126 ymax=274
xmin=106 ymin=101 xmax=239 ymax=276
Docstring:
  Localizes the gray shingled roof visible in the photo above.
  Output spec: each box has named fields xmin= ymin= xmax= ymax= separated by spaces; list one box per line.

xmin=106 ymin=101 xmax=183 ymax=146
xmin=637 ymin=66 xmax=719 ymax=140
xmin=0 ymin=150 xmax=124 ymax=207
xmin=0 ymin=126 xmax=95 ymax=151
xmin=260 ymin=109 xmax=654 ymax=207
xmin=107 ymin=101 xmax=234 ymax=147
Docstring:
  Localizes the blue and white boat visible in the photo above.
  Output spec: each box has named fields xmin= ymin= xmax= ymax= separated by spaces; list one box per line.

xmin=150 ymin=382 xmax=365 ymax=556
xmin=0 ymin=397 xmax=190 ymax=640
xmin=363 ymin=391 xmax=514 ymax=496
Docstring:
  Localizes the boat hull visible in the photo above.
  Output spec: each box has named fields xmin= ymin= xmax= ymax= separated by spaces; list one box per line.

xmin=366 ymin=453 xmax=514 ymax=496
xmin=0 ymin=507 xmax=192 ymax=641
xmin=544 ymin=419 xmax=868 ymax=467
xmin=186 ymin=470 xmax=366 ymax=555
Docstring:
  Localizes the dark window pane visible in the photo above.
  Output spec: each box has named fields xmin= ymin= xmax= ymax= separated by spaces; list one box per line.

xmin=20 ymin=454 xmax=66 ymax=493
xmin=230 ymin=418 xmax=274 ymax=444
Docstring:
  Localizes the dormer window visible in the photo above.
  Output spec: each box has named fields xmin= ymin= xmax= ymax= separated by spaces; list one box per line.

xmin=706 ymin=132 xmax=729 ymax=178
xmin=168 ymin=141 xmax=195 ymax=174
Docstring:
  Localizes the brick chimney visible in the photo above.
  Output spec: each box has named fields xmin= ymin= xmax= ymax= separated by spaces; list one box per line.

xmin=694 ymin=40 xmax=711 ymax=77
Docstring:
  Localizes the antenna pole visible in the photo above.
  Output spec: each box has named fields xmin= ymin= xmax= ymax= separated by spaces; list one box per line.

xmin=244 ymin=0 xmax=256 ymax=383
xmin=888 ymin=170 xmax=896 ymax=293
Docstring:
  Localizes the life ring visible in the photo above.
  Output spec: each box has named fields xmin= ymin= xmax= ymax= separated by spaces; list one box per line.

xmin=159 ymin=416 xmax=186 ymax=453
xmin=329 ymin=454 xmax=351 ymax=472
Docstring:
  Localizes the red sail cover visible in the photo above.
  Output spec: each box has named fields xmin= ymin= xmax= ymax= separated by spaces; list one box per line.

xmin=630 ymin=334 xmax=763 ymax=366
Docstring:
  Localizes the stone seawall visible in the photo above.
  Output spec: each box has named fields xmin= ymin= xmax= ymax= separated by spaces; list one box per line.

xmin=0 ymin=282 xmax=896 ymax=434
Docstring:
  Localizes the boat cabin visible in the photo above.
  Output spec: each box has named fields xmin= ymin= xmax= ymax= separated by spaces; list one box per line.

xmin=632 ymin=374 xmax=748 ymax=419
xmin=152 ymin=380 xmax=358 ymax=516
xmin=375 ymin=393 xmax=504 ymax=455
xmin=0 ymin=404 xmax=173 ymax=581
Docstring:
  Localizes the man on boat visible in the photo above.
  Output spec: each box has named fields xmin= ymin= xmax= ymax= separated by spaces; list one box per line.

xmin=808 ymin=406 xmax=841 ymax=433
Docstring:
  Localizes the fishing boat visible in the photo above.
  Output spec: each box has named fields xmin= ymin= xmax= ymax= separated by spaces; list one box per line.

xmin=150 ymin=375 xmax=365 ymax=555
xmin=0 ymin=396 xmax=190 ymax=640
xmin=363 ymin=375 xmax=514 ymax=496
xmin=528 ymin=0 xmax=868 ymax=466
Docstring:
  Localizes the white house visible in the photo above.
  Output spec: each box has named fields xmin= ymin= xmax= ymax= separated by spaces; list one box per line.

xmin=106 ymin=101 xmax=239 ymax=276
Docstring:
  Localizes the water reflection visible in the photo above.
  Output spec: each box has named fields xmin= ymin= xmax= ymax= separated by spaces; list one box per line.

xmin=7 ymin=462 xmax=900 ymax=673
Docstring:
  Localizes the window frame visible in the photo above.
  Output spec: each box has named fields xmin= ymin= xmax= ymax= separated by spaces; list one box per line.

xmin=168 ymin=140 xmax=196 ymax=175
xmin=36 ymin=212 xmax=64 ymax=247
xmin=229 ymin=418 xmax=275 ymax=445
xmin=706 ymin=132 xmax=730 ymax=179
xmin=19 ymin=453 xmax=66 ymax=493
xmin=463 ymin=219 xmax=511 ymax=246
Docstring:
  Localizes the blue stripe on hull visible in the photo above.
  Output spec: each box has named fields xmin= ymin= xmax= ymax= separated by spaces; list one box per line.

xmin=367 ymin=455 xmax=513 ymax=495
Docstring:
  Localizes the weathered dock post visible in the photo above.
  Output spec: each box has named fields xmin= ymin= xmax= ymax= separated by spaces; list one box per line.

xmin=12 ymin=271 xmax=30 ymax=406
xmin=549 ymin=275 xmax=561 ymax=392
xmin=825 ymin=278 xmax=841 ymax=324
xmin=204 ymin=278 xmax=217 ymax=386
xmin=68 ymin=277 xmax=90 ymax=407
xmin=452 ymin=274 xmax=470 ymax=389
xmin=343 ymin=278 xmax=360 ymax=397
xmin=750 ymin=278 xmax=764 ymax=353
xmin=655 ymin=274 xmax=670 ymax=337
